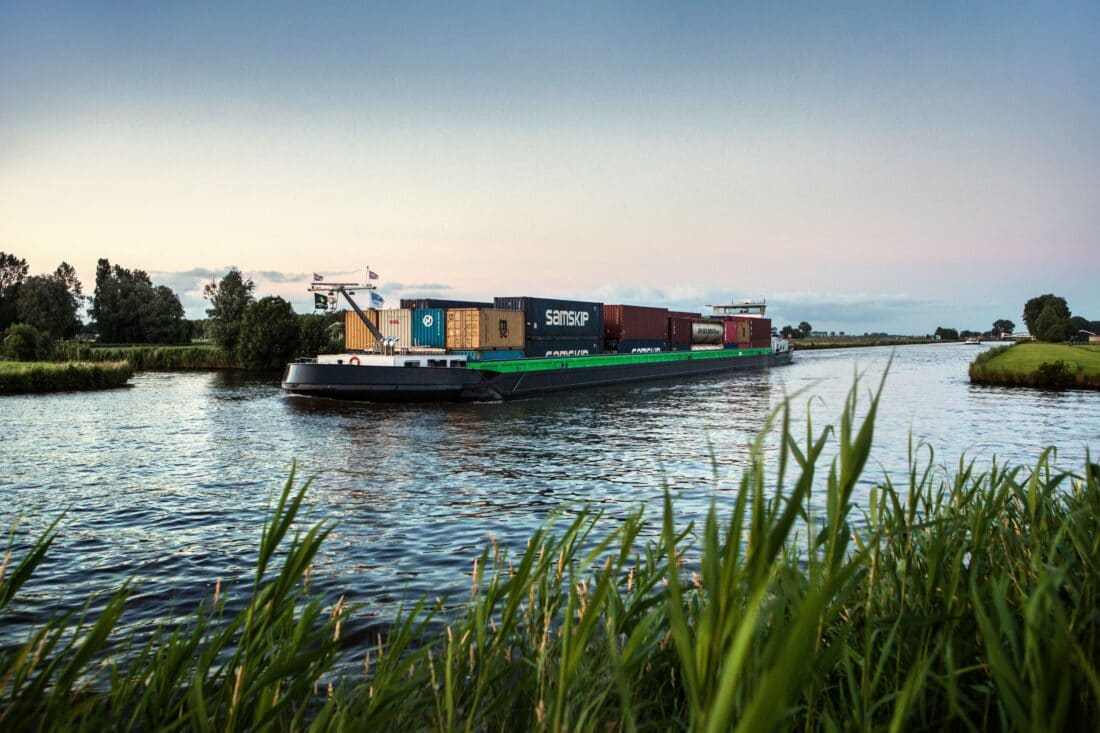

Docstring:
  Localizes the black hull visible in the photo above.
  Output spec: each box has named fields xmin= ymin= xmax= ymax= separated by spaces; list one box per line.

xmin=282 ymin=351 xmax=792 ymax=402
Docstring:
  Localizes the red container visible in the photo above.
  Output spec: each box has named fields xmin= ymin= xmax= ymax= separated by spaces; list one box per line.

xmin=668 ymin=310 xmax=702 ymax=320
xmin=604 ymin=305 xmax=669 ymax=340
xmin=724 ymin=317 xmax=773 ymax=348
xmin=669 ymin=317 xmax=694 ymax=348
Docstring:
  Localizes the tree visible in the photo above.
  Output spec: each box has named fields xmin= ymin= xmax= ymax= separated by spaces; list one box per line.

xmin=204 ymin=268 xmax=255 ymax=352
xmin=992 ymin=319 xmax=1015 ymax=337
xmin=780 ymin=324 xmax=796 ymax=338
xmin=0 ymin=251 xmax=29 ymax=330
xmin=798 ymin=321 xmax=812 ymax=337
xmin=1023 ymin=294 xmax=1070 ymax=336
xmin=143 ymin=286 xmax=189 ymax=344
xmin=237 ymin=296 xmax=300 ymax=369
xmin=16 ymin=273 xmax=81 ymax=339
xmin=934 ymin=326 xmax=959 ymax=341
xmin=1033 ymin=303 xmax=1072 ymax=342
xmin=298 ymin=312 xmax=342 ymax=356
xmin=2 ymin=323 xmax=49 ymax=361
xmin=92 ymin=258 xmax=188 ymax=343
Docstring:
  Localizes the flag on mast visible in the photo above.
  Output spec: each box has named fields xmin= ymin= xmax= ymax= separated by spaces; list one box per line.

xmin=314 ymin=293 xmax=327 ymax=309
xmin=370 ymin=291 xmax=384 ymax=307
xmin=368 ymin=270 xmax=379 ymax=280
xmin=312 ymin=272 xmax=324 ymax=282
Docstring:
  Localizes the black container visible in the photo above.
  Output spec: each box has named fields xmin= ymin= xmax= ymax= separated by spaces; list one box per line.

xmin=400 ymin=298 xmax=493 ymax=310
xmin=613 ymin=338 xmax=670 ymax=354
xmin=494 ymin=297 xmax=604 ymax=340
xmin=524 ymin=338 xmax=603 ymax=358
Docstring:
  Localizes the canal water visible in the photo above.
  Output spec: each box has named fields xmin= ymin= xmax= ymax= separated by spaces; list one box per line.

xmin=2 ymin=343 xmax=1099 ymax=644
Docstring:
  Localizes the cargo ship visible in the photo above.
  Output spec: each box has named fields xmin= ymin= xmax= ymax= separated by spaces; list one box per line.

xmin=282 ymin=273 xmax=791 ymax=402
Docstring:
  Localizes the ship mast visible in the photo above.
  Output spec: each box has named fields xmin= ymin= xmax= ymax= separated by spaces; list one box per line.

xmin=308 ymin=268 xmax=385 ymax=349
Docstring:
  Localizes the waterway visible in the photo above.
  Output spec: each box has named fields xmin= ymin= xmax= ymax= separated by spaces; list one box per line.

xmin=2 ymin=343 xmax=1099 ymax=645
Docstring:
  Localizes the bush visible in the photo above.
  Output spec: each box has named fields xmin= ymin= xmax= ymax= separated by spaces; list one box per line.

xmin=2 ymin=323 xmax=53 ymax=361
xmin=236 ymin=296 xmax=300 ymax=369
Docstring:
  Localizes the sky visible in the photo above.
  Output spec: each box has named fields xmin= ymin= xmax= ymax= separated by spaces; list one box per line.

xmin=1 ymin=1 xmax=1097 ymax=334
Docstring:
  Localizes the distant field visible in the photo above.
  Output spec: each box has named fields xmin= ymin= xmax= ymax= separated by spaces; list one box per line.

xmin=0 ymin=360 xmax=133 ymax=394
xmin=969 ymin=343 xmax=1100 ymax=389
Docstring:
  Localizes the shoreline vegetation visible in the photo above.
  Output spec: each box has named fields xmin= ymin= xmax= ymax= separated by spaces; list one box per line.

xmin=970 ymin=343 xmax=1100 ymax=390
xmin=0 ymin=360 xmax=133 ymax=394
xmin=790 ymin=335 xmax=947 ymax=350
xmin=57 ymin=342 xmax=238 ymax=371
xmin=2 ymin=384 xmax=1098 ymax=729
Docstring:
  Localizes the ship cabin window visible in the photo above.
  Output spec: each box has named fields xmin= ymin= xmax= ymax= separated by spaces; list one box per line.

xmin=403 ymin=361 xmax=420 ymax=368
xmin=427 ymin=359 xmax=448 ymax=368
xmin=449 ymin=360 xmax=463 ymax=367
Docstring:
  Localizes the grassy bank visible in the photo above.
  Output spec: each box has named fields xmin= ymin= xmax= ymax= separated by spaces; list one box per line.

xmin=0 ymin=360 xmax=133 ymax=394
xmin=970 ymin=343 xmax=1100 ymax=389
xmin=2 ymin=384 xmax=1098 ymax=730
xmin=57 ymin=343 xmax=237 ymax=370
xmin=791 ymin=336 xmax=943 ymax=350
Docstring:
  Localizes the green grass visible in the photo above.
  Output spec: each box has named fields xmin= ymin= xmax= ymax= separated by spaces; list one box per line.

xmin=0 ymin=360 xmax=133 ymax=394
xmin=970 ymin=343 xmax=1100 ymax=389
xmin=2 ymin=379 xmax=1099 ymax=730
xmin=56 ymin=343 xmax=237 ymax=370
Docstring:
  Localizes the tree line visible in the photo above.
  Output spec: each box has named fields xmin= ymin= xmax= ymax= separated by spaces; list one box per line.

xmin=1 ymin=251 xmax=341 ymax=367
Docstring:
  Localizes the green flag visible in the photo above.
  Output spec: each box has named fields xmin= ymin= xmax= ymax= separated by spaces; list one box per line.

xmin=314 ymin=293 xmax=328 ymax=310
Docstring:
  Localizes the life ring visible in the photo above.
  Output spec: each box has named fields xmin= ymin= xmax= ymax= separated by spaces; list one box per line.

xmin=349 ymin=356 xmax=361 ymax=365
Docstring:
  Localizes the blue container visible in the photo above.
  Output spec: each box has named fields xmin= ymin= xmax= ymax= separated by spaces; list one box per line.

xmin=614 ymin=339 xmax=670 ymax=354
xmin=494 ymin=297 xmax=604 ymax=341
xmin=524 ymin=338 xmax=603 ymax=358
xmin=412 ymin=309 xmax=446 ymax=347
xmin=452 ymin=349 xmax=524 ymax=362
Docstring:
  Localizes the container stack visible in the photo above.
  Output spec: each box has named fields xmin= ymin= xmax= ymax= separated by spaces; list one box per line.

xmin=494 ymin=297 xmax=604 ymax=358
xmin=604 ymin=305 xmax=670 ymax=353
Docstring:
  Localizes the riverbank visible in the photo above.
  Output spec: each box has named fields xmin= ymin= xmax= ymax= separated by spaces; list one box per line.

xmin=969 ymin=343 xmax=1100 ymax=389
xmin=57 ymin=343 xmax=237 ymax=370
xmin=2 ymin=386 xmax=1097 ymax=730
xmin=791 ymin=336 xmax=944 ymax=350
xmin=0 ymin=360 xmax=132 ymax=394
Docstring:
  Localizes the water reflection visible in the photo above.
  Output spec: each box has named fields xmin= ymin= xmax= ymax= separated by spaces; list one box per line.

xmin=2 ymin=344 xmax=1099 ymax=648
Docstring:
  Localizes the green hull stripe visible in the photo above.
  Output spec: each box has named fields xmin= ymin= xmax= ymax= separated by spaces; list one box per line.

xmin=465 ymin=348 xmax=773 ymax=373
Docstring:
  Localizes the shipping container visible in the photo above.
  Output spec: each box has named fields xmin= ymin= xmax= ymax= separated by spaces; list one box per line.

xmin=524 ymin=338 xmax=603 ymax=358
xmin=446 ymin=308 xmax=525 ymax=350
xmin=377 ymin=308 xmax=413 ymax=346
xmin=450 ymin=349 xmax=524 ymax=362
xmin=692 ymin=321 xmax=724 ymax=345
xmin=603 ymin=305 xmax=669 ymax=340
xmin=411 ymin=309 xmax=446 ymax=348
xmin=344 ymin=309 xmax=379 ymax=351
xmin=723 ymin=319 xmax=750 ymax=346
xmin=400 ymin=298 xmax=493 ymax=310
xmin=615 ymin=338 xmax=670 ymax=354
xmin=668 ymin=311 xmax=702 ymax=320
xmin=494 ymin=297 xmax=604 ymax=340
xmin=669 ymin=317 xmax=694 ymax=348
xmin=725 ymin=316 xmax=772 ymax=348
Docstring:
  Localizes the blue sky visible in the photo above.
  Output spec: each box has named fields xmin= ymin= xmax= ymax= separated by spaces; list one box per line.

xmin=1 ymin=1 xmax=1097 ymax=333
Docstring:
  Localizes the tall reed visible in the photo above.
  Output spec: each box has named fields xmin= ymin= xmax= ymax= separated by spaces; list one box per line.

xmin=2 ymin=379 xmax=1098 ymax=730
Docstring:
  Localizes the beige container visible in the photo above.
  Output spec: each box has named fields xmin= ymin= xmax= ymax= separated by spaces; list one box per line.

xmin=446 ymin=308 xmax=525 ymax=350
xmin=377 ymin=308 xmax=413 ymax=347
xmin=344 ymin=309 xmax=379 ymax=351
